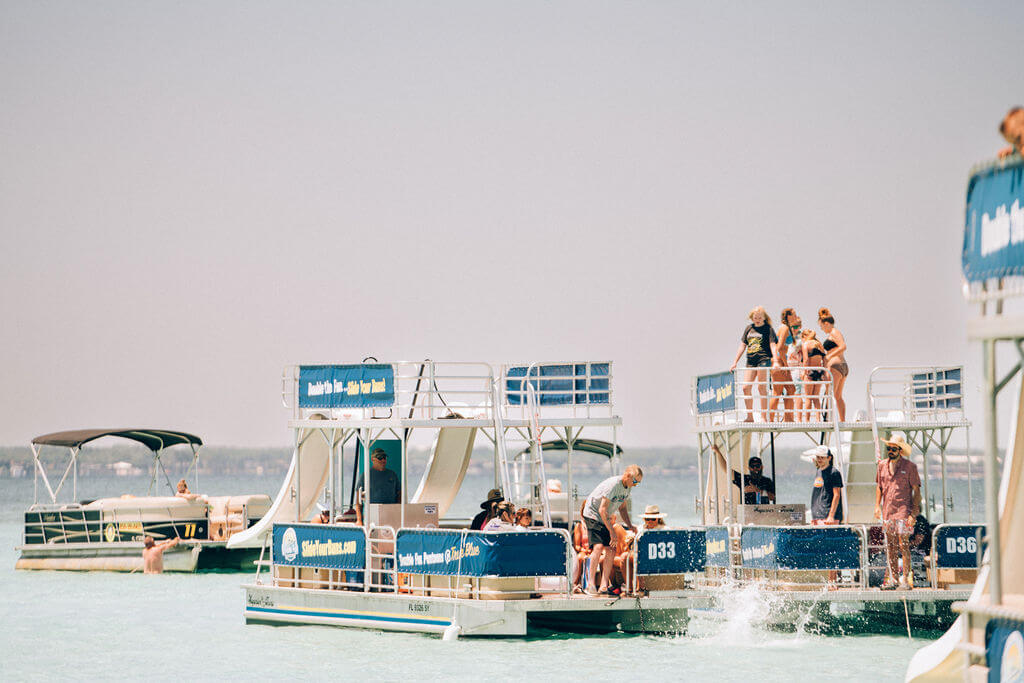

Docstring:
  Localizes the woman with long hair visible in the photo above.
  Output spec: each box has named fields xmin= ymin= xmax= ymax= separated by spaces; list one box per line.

xmin=729 ymin=305 xmax=778 ymax=422
xmin=801 ymin=329 xmax=828 ymax=422
xmin=770 ymin=307 xmax=802 ymax=422
xmin=818 ymin=307 xmax=849 ymax=422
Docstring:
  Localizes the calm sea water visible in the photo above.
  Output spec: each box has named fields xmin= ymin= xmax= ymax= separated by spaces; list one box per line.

xmin=1 ymin=469 xmax=980 ymax=682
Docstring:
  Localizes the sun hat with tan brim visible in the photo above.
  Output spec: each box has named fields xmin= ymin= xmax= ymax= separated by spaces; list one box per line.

xmin=641 ymin=504 xmax=667 ymax=520
xmin=882 ymin=436 xmax=912 ymax=457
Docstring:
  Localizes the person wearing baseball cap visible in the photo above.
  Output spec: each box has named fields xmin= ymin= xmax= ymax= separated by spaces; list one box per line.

xmin=806 ymin=446 xmax=843 ymax=525
xmin=713 ymin=444 xmax=776 ymax=504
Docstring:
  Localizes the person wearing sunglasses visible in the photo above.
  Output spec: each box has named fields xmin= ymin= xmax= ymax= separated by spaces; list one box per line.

xmin=712 ymin=445 xmax=775 ymax=505
xmin=354 ymin=448 xmax=401 ymax=508
xmin=581 ymin=465 xmax=643 ymax=596
xmin=875 ymin=436 xmax=921 ymax=589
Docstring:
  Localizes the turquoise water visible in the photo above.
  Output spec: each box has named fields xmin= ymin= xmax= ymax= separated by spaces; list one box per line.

xmin=1 ymin=471 xmax=971 ymax=681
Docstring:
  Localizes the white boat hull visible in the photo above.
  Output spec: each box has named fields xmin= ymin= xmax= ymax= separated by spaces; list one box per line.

xmin=243 ymin=584 xmax=707 ymax=637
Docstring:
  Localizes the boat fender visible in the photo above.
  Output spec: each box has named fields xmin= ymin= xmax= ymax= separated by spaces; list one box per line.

xmin=442 ymin=622 xmax=461 ymax=641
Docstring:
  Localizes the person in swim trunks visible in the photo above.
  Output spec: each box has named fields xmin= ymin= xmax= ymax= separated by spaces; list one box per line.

xmin=582 ymin=465 xmax=642 ymax=596
xmin=875 ymin=436 xmax=921 ymax=589
xmin=818 ymin=308 xmax=848 ymax=422
xmin=730 ymin=305 xmax=778 ymax=422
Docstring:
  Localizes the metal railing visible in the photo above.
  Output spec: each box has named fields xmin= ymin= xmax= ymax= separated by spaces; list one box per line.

xmin=499 ymin=361 xmax=615 ymax=421
xmin=264 ymin=525 xmax=575 ymax=599
xmin=281 ymin=360 xmax=617 ymax=423
xmin=692 ymin=366 xmax=841 ymax=428
xmin=282 ymin=361 xmax=497 ymax=421
xmin=696 ymin=522 xmax=984 ymax=591
xmin=867 ymin=365 xmax=966 ymax=428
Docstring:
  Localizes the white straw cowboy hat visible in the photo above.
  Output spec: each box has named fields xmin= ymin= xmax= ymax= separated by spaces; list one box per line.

xmin=641 ymin=504 xmax=666 ymax=520
xmin=882 ymin=436 xmax=912 ymax=457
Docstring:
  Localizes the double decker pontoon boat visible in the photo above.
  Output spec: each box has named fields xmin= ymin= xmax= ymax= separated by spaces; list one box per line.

xmin=689 ymin=361 xmax=980 ymax=631
xmin=238 ymin=360 xmax=711 ymax=637
xmin=16 ymin=428 xmax=271 ymax=572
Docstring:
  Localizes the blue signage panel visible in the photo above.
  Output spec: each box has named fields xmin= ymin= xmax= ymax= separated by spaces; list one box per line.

xmin=705 ymin=526 xmax=730 ymax=567
xmin=740 ymin=527 xmax=860 ymax=570
xmin=298 ymin=364 xmax=395 ymax=409
xmin=635 ymin=528 xmax=706 ymax=575
xmin=986 ymin=619 xmax=1024 ymax=683
xmin=395 ymin=529 xmax=567 ymax=577
xmin=934 ymin=524 xmax=985 ymax=569
xmin=962 ymin=158 xmax=1024 ymax=282
xmin=505 ymin=363 xmax=610 ymax=405
xmin=696 ymin=372 xmax=736 ymax=414
xmin=912 ymin=368 xmax=963 ymax=411
xmin=272 ymin=523 xmax=366 ymax=570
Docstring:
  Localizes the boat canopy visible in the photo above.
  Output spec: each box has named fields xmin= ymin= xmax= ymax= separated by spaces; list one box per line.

xmin=517 ymin=438 xmax=622 ymax=459
xmin=31 ymin=429 xmax=203 ymax=451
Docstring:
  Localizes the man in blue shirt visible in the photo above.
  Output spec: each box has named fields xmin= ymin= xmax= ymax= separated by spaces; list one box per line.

xmin=355 ymin=448 xmax=401 ymax=505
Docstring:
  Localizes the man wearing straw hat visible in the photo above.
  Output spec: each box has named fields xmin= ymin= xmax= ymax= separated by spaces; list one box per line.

xmin=875 ymin=436 xmax=921 ymax=589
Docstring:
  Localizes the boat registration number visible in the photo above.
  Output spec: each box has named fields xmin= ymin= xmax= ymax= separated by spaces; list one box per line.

xmin=647 ymin=541 xmax=676 ymax=560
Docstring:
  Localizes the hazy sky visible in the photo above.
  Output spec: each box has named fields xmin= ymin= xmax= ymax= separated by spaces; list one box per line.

xmin=2 ymin=2 xmax=1022 ymax=448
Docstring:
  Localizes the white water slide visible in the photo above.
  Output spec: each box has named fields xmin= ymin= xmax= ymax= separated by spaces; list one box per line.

xmin=228 ymin=417 xmax=477 ymax=549
xmin=906 ymin=379 xmax=1024 ymax=682
xmin=227 ymin=415 xmax=333 ymax=549
xmin=410 ymin=427 xmax=477 ymax=517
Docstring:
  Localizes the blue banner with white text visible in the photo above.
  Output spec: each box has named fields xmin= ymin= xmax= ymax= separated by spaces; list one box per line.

xmin=272 ymin=523 xmax=366 ymax=570
xmin=505 ymin=363 xmax=610 ymax=405
xmin=962 ymin=158 xmax=1024 ymax=282
xmin=934 ymin=525 xmax=984 ymax=569
xmin=635 ymin=528 xmax=706 ymax=575
xmin=395 ymin=529 xmax=567 ymax=577
xmin=705 ymin=526 xmax=730 ymax=567
xmin=696 ymin=372 xmax=736 ymax=414
xmin=986 ymin=619 xmax=1024 ymax=683
xmin=740 ymin=527 xmax=859 ymax=570
xmin=298 ymin=364 xmax=395 ymax=409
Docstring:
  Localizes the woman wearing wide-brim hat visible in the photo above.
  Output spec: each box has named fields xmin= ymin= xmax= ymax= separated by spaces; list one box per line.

xmin=640 ymin=504 xmax=667 ymax=530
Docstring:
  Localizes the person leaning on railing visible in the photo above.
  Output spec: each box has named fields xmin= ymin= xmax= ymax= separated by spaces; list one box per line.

xmin=581 ymin=465 xmax=642 ymax=597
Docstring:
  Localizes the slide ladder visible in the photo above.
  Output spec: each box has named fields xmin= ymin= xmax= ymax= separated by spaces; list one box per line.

xmin=496 ymin=372 xmax=553 ymax=527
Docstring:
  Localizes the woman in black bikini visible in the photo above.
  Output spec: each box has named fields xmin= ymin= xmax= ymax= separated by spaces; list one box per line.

xmin=801 ymin=329 xmax=827 ymax=421
xmin=818 ymin=307 xmax=848 ymax=422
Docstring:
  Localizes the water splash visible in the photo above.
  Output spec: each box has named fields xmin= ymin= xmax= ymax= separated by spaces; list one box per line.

xmin=688 ymin=578 xmax=824 ymax=647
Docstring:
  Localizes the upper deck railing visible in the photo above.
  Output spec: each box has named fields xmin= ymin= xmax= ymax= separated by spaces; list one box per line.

xmin=281 ymin=360 xmax=616 ymax=423
xmin=691 ymin=366 xmax=839 ymax=429
xmin=866 ymin=365 xmax=967 ymax=427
